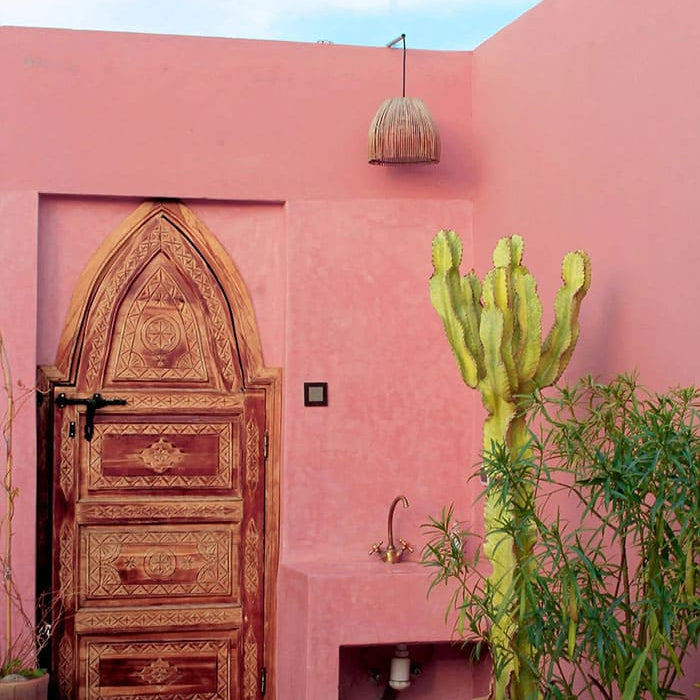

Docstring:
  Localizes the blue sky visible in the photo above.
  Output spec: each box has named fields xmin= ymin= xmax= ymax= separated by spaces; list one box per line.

xmin=0 ymin=0 xmax=541 ymax=50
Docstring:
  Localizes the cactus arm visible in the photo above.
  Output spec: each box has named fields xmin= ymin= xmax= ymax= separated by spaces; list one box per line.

xmin=429 ymin=232 xmax=481 ymax=387
xmin=550 ymin=250 xmax=591 ymax=380
xmin=492 ymin=235 xmax=511 ymax=267
xmin=429 ymin=278 xmax=480 ymax=388
xmin=484 ymin=268 xmax=518 ymax=396
xmin=493 ymin=233 xmax=524 ymax=268
xmin=430 ymin=230 xmax=485 ymax=387
xmin=512 ymin=268 xmax=543 ymax=385
xmin=479 ymin=307 xmax=516 ymax=443
xmin=535 ymin=250 xmax=591 ymax=387
xmin=460 ymin=271 xmax=484 ymax=373
xmin=509 ymin=235 xmax=525 ymax=266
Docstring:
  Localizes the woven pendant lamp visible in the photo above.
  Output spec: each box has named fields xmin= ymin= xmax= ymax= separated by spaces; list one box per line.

xmin=368 ymin=34 xmax=440 ymax=165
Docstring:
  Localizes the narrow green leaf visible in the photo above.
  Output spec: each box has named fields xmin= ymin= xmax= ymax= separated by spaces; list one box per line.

xmin=620 ymin=642 xmax=651 ymax=700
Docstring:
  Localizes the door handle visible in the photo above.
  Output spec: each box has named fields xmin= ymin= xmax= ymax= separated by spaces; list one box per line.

xmin=56 ymin=392 xmax=127 ymax=441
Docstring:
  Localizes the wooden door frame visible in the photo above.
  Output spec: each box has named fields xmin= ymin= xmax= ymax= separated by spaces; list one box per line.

xmin=36 ymin=200 xmax=281 ymax=699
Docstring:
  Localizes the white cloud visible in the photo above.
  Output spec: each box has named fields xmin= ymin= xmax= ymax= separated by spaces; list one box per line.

xmin=1 ymin=0 xmax=536 ymax=36
xmin=0 ymin=0 xmax=541 ymax=50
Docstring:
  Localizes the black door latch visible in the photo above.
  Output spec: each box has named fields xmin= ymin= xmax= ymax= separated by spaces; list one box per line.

xmin=56 ymin=392 xmax=127 ymax=441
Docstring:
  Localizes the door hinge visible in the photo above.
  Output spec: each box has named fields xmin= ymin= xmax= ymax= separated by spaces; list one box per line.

xmin=260 ymin=666 xmax=267 ymax=697
xmin=263 ymin=432 xmax=269 ymax=461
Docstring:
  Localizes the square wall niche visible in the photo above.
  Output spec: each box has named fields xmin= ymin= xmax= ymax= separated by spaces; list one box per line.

xmin=338 ymin=642 xmax=490 ymax=700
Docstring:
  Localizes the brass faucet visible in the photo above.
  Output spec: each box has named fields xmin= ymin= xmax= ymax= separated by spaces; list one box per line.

xmin=369 ymin=495 xmax=413 ymax=563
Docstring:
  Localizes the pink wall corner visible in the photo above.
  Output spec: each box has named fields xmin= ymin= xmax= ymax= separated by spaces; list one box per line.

xmin=0 ymin=191 xmax=39 ymax=625
xmin=472 ymin=0 xmax=700 ymax=694
xmin=0 ymin=27 xmax=472 ymax=203
xmin=472 ymin=0 xmax=700 ymax=390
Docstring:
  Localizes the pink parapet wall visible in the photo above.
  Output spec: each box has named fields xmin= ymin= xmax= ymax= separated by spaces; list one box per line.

xmin=472 ymin=0 xmax=700 ymax=391
xmin=0 ymin=26 xmax=472 ymax=202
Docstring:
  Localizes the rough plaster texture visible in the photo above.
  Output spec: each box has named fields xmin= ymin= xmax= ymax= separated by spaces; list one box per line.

xmin=1 ymin=1 xmax=699 ymax=694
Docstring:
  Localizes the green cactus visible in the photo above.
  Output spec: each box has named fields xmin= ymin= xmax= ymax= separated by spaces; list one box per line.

xmin=429 ymin=230 xmax=591 ymax=700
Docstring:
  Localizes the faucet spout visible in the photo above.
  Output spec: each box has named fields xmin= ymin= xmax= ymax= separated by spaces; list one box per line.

xmin=369 ymin=495 xmax=413 ymax=563
xmin=387 ymin=495 xmax=409 ymax=549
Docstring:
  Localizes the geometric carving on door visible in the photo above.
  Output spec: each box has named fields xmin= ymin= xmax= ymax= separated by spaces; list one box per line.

xmin=58 ymin=521 xmax=74 ymax=606
xmin=59 ymin=411 xmax=75 ymax=499
xmin=85 ymin=529 xmax=234 ymax=599
xmin=135 ymin=657 xmax=181 ymax=685
xmin=125 ymin=392 xmax=241 ymax=410
xmin=88 ymin=422 xmax=234 ymax=490
xmin=58 ymin=633 xmax=74 ymax=700
xmin=245 ymin=417 xmax=260 ymax=492
xmin=75 ymin=606 xmax=241 ymax=633
xmin=85 ymin=638 xmax=231 ymax=700
xmin=84 ymin=225 xmax=161 ymax=386
xmin=88 ymin=216 xmax=239 ymax=389
xmin=143 ymin=548 xmax=177 ymax=579
xmin=243 ymin=627 xmax=258 ymax=700
xmin=138 ymin=437 xmax=184 ymax=473
xmin=108 ymin=264 xmax=208 ymax=382
xmin=243 ymin=519 xmax=260 ymax=599
xmin=78 ymin=501 xmax=242 ymax=521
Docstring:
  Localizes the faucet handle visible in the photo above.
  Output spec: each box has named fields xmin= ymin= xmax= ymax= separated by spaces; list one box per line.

xmin=369 ymin=541 xmax=384 ymax=556
xmin=399 ymin=538 xmax=414 ymax=554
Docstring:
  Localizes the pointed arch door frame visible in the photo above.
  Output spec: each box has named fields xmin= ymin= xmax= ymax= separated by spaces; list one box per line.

xmin=37 ymin=200 xmax=281 ymax=700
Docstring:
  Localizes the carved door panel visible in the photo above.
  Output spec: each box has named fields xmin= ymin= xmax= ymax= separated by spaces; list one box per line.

xmin=46 ymin=203 xmax=271 ymax=700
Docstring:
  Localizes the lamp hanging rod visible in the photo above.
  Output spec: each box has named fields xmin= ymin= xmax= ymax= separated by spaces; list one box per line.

xmin=385 ymin=33 xmax=407 ymax=97
xmin=386 ymin=33 xmax=406 ymax=48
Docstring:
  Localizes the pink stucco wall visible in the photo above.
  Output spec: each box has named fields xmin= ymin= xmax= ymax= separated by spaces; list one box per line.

xmin=1 ymin=25 xmax=479 ymax=699
xmin=472 ymin=0 xmax=700 ymax=693
xmin=0 ymin=27 xmax=471 ymax=201
xmin=0 ymin=192 xmax=38 ymax=605
xmin=472 ymin=0 xmax=700 ymax=391
xmin=32 ymin=193 xmax=481 ymax=698
xmin=2 ymin=0 xmax=700 ymax=694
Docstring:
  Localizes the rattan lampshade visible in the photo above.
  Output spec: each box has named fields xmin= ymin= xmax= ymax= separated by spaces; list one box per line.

xmin=368 ymin=96 xmax=441 ymax=165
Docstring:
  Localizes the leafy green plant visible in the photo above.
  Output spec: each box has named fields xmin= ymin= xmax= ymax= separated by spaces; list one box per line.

xmin=423 ymin=374 xmax=699 ymax=700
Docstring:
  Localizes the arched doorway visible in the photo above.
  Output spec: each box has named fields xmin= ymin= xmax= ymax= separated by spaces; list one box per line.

xmin=37 ymin=201 xmax=280 ymax=700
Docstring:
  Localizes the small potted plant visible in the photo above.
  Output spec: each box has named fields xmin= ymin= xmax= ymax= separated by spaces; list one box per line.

xmin=0 ymin=330 xmax=50 ymax=699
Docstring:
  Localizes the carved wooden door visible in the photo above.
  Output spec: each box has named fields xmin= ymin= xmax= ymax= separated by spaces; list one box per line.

xmin=45 ymin=203 xmax=272 ymax=700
